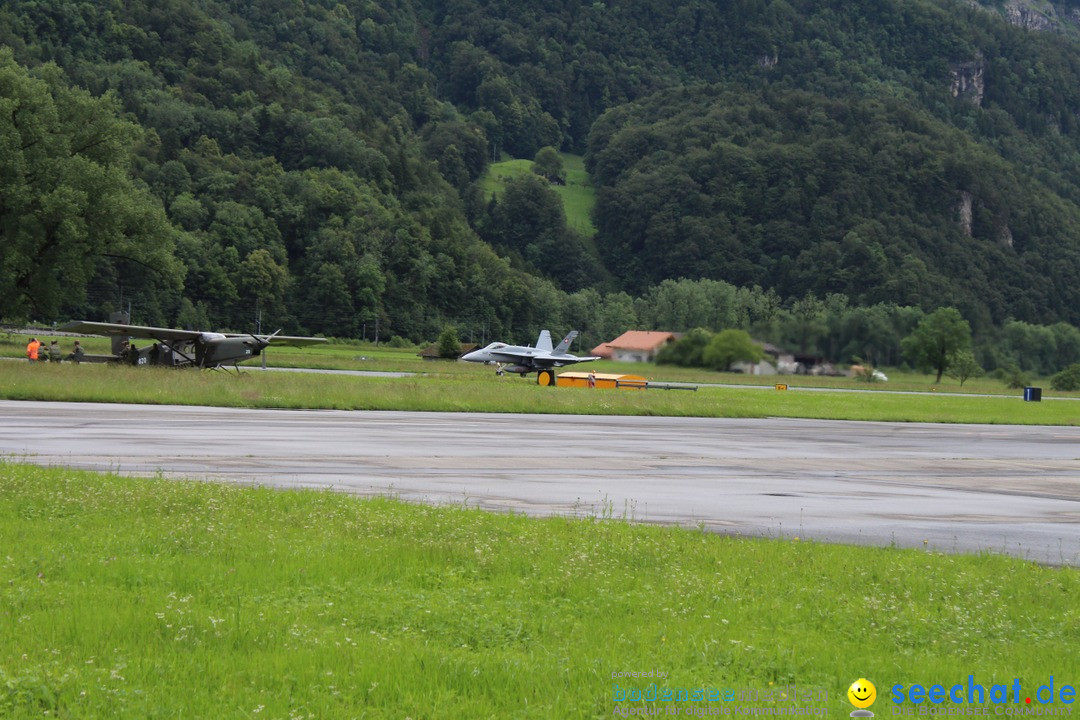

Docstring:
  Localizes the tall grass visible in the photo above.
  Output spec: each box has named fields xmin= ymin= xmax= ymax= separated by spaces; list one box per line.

xmin=1 ymin=463 xmax=1076 ymax=718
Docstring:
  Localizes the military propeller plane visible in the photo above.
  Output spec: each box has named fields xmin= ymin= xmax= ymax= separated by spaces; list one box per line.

xmin=460 ymin=329 xmax=599 ymax=385
xmin=59 ymin=320 xmax=327 ymax=370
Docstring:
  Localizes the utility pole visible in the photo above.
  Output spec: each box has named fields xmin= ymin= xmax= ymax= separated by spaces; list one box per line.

xmin=256 ymin=302 xmax=267 ymax=369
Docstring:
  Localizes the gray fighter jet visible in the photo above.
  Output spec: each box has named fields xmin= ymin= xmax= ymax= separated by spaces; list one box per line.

xmin=460 ymin=330 xmax=599 ymax=385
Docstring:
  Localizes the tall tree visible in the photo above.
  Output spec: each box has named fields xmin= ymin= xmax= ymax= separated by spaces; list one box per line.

xmin=783 ymin=293 xmax=827 ymax=355
xmin=703 ymin=329 xmax=764 ymax=372
xmin=532 ymin=146 xmax=565 ymax=184
xmin=0 ymin=50 xmax=181 ymax=320
xmin=901 ymin=307 xmax=972 ymax=383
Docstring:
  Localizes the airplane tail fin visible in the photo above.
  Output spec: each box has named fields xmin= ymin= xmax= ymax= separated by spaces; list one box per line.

xmin=535 ymin=330 xmax=553 ymax=352
xmin=553 ymin=330 xmax=579 ymax=354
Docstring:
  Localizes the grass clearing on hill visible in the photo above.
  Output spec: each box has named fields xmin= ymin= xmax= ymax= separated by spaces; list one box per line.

xmin=480 ymin=153 xmax=597 ymax=235
xmin=0 ymin=463 xmax=1076 ymax=718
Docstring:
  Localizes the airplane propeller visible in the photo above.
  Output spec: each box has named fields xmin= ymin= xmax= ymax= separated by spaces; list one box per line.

xmin=246 ymin=329 xmax=282 ymax=348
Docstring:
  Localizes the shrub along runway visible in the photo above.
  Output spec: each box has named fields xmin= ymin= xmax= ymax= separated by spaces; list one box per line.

xmin=2 ymin=400 xmax=1077 ymax=564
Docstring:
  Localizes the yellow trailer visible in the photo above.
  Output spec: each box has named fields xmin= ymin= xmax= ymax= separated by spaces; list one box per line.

xmin=556 ymin=371 xmax=647 ymax=390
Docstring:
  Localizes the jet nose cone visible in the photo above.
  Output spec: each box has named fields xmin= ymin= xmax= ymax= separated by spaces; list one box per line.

xmin=461 ymin=350 xmax=481 ymax=362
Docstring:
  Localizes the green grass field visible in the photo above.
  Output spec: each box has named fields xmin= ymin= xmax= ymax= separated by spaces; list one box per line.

xmin=2 ymin=360 xmax=1078 ymax=424
xmin=1 ymin=463 xmax=1076 ymax=718
xmin=480 ymin=153 xmax=597 ymax=235
xmin=2 ymin=333 xmax=1077 ymax=717
xmin=8 ymin=330 xmax=1071 ymax=398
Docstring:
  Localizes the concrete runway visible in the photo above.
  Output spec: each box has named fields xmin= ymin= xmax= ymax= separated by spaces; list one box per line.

xmin=2 ymin=400 xmax=1078 ymax=564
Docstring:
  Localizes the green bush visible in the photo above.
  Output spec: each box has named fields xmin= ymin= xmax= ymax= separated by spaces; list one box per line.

xmin=703 ymin=329 xmax=764 ymax=372
xmin=1051 ymin=363 xmax=1080 ymax=391
xmin=655 ymin=327 xmax=713 ymax=367
xmin=436 ymin=325 xmax=462 ymax=358
xmin=992 ymin=363 xmax=1032 ymax=389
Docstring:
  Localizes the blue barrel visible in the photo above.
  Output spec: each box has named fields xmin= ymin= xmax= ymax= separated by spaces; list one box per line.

xmin=1023 ymin=387 xmax=1042 ymax=402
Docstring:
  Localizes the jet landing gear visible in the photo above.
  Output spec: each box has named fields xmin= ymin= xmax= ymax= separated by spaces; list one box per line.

xmin=537 ymin=369 xmax=556 ymax=386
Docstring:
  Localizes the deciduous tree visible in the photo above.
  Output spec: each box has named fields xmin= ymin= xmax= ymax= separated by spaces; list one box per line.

xmin=703 ymin=329 xmax=764 ymax=372
xmin=901 ymin=307 xmax=972 ymax=383
xmin=437 ymin=325 xmax=462 ymax=358
xmin=532 ymin=146 xmax=565 ymax=184
xmin=0 ymin=50 xmax=181 ymax=320
xmin=946 ymin=349 xmax=983 ymax=387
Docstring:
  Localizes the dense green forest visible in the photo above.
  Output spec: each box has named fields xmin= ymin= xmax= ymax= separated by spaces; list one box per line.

xmin=2 ymin=0 xmax=1080 ymax=372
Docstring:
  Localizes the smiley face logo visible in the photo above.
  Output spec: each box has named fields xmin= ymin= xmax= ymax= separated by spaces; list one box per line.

xmin=848 ymin=678 xmax=877 ymax=709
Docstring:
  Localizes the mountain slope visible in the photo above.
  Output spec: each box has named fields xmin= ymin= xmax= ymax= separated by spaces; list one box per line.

xmin=4 ymin=0 xmax=1080 ymax=335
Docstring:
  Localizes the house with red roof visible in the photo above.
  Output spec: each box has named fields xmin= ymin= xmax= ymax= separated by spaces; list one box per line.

xmin=591 ymin=331 xmax=677 ymax=363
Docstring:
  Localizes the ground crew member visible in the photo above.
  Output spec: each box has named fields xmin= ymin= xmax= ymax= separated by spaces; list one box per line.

xmin=48 ymin=339 xmax=62 ymax=362
xmin=67 ymin=340 xmax=85 ymax=364
xmin=26 ymin=337 xmax=40 ymax=363
xmin=588 ymin=370 xmax=596 ymax=388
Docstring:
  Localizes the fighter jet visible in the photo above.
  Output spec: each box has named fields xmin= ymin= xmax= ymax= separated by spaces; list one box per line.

xmin=59 ymin=320 xmax=327 ymax=370
xmin=460 ymin=330 xmax=599 ymax=385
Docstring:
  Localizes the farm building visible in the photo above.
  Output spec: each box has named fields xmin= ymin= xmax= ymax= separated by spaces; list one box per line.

xmin=590 ymin=331 xmax=677 ymax=363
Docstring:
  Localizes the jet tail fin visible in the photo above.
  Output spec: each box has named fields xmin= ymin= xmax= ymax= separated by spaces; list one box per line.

xmin=535 ymin=330 xmax=553 ymax=352
xmin=553 ymin=330 xmax=579 ymax=354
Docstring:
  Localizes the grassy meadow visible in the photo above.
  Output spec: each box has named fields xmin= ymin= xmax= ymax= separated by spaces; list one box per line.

xmin=1 ymin=463 xmax=1077 ymax=718
xmin=2 ymin=334 xmax=1077 ymax=717
xmin=6 ymin=329 xmax=1073 ymax=398
xmin=1 ymin=359 xmax=1078 ymax=424
xmin=479 ymin=153 xmax=598 ymax=235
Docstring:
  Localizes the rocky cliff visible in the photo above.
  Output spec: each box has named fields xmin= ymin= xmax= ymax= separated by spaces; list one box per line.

xmin=974 ymin=0 xmax=1080 ymax=35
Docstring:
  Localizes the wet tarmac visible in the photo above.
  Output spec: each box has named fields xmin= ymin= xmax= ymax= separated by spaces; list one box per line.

xmin=2 ymin=400 xmax=1077 ymax=564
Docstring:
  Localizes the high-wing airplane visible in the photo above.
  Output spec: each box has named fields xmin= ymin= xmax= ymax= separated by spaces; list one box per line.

xmin=460 ymin=329 xmax=599 ymax=385
xmin=59 ymin=320 xmax=327 ymax=369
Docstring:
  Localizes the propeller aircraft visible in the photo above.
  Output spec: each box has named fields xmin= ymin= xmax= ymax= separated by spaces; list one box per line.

xmin=59 ymin=320 xmax=327 ymax=370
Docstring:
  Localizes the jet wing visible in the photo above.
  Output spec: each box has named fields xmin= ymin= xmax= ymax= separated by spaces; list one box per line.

xmin=560 ymin=355 xmax=601 ymax=364
xmin=60 ymin=321 xmax=203 ymax=341
xmin=483 ymin=349 xmax=535 ymax=363
xmin=538 ymin=354 xmax=602 ymax=368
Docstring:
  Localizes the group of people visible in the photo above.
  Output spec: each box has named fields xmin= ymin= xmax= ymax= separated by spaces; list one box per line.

xmin=25 ymin=337 xmax=84 ymax=364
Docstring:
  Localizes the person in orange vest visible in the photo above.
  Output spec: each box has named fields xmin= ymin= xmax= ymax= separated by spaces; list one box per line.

xmin=26 ymin=337 xmax=40 ymax=363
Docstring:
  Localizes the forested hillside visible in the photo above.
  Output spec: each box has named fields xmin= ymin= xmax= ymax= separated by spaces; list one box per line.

xmin=3 ymin=0 xmax=1080 ymax=368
